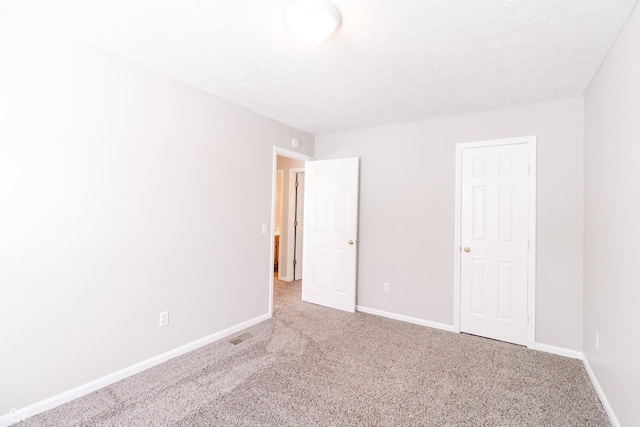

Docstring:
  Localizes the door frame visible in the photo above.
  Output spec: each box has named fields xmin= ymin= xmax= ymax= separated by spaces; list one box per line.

xmin=453 ymin=135 xmax=537 ymax=348
xmin=270 ymin=147 xmax=314 ymax=317
xmin=287 ymin=168 xmax=305 ymax=281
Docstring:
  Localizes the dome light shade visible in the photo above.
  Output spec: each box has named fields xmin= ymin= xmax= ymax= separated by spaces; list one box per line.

xmin=284 ymin=0 xmax=342 ymax=43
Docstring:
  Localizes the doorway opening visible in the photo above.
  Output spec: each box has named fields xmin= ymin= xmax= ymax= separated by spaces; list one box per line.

xmin=269 ymin=147 xmax=314 ymax=317
xmin=274 ymin=169 xmax=283 ymax=279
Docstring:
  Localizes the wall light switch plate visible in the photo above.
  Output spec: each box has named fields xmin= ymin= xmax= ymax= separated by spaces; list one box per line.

xmin=159 ymin=311 xmax=169 ymax=327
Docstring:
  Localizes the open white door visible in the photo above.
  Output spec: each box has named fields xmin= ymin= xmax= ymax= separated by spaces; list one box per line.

xmin=302 ymin=158 xmax=359 ymax=312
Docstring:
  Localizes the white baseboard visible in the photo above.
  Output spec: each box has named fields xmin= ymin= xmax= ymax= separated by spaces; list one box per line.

xmin=533 ymin=342 xmax=583 ymax=359
xmin=0 ymin=313 xmax=270 ymax=427
xmin=356 ymin=305 xmax=456 ymax=333
xmin=582 ymin=356 xmax=620 ymax=427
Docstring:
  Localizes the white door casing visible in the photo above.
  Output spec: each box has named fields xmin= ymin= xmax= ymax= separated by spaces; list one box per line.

xmin=454 ymin=136 xmax=536 ymax=348
xmin=302 ymin=158 xmax=359 ymax=312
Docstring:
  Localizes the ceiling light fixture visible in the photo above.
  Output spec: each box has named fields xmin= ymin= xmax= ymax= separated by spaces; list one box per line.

xmin=284 ymin=0 xmax=342 ymax=43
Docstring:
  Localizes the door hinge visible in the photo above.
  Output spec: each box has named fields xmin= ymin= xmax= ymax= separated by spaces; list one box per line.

xmin=295 ymin=181 xmax=299 ymax=188
xmin=293 ymin=260 xmax=297 ymax=266
xmin=294 ymin=220 xmax=298 ymax=227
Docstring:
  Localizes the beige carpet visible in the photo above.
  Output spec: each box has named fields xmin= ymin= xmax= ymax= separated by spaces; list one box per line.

xmin=19 ymin=280 xmax=609 ymax=426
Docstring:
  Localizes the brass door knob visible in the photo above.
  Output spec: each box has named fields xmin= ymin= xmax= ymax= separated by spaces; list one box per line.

xmin=463 ymin=247 xmax=471 ymax=253
xmin=348 ymin=240 xmax=354 ymax=245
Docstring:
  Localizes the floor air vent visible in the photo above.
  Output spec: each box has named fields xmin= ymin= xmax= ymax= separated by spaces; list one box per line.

xmin=229 ymin=333 xmax=253 ymax=345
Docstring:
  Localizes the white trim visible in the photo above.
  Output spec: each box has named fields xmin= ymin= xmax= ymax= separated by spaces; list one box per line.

xmin=301 ymin=166 xmax=309 ymax=302
xmin=582 ymin=356 xmax=621 ymax=427
xmin=533 ymin=342 xmax=582 ymax=360
xmin=453 ymin=144 xmax=462 ymax=332
xmin=287 ymin=168 xmax=305 ymax=281
xmin=270 ymin=147 xmax=314 ymax=316
xmin=0 ymin=313 xmax=269 ymax=427
xmin=527 ymin=139 xmax=537 ymax=347
xmin=273 ymin=146 xmax=314 ymax=162
xmin=356 ymin=305 xmax=456 ymax=333
xmin=453 ymin=136 xmax=537 ymax=349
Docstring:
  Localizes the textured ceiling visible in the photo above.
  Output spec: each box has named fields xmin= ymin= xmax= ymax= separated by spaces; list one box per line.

xmin=0 ymin=0 xmax=637 ymax=135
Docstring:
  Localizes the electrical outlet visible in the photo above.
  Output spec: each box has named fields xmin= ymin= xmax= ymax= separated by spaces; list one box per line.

xmin=595 ymin=332 xmax=599 ymax=351
xmin=383 ymin=283 xmax=390 ymax=293
xmin=159 ymin=311 xmax=169 ymax=327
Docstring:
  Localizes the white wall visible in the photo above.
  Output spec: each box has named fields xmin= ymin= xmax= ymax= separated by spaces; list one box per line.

xmin=584 ymin=3 xmax=640 ymax=425
xmin=275 ymin=156 xmax=304 ymax=280
xmin=316 ymin=97 xmax=584 ymax=351
xmin=0 ymin=10 xmax=313 ymax=415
